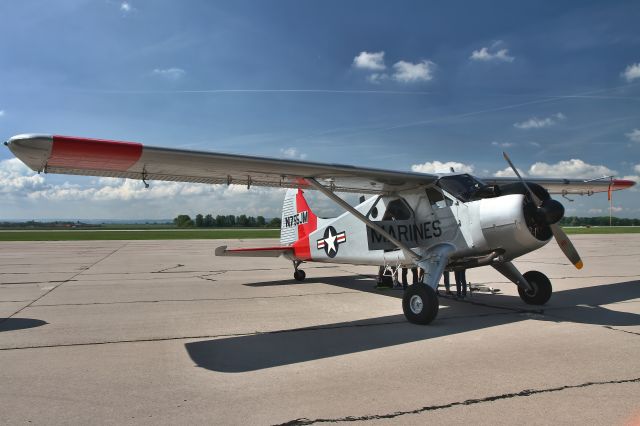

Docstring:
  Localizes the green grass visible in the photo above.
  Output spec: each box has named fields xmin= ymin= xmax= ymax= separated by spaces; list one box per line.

xmin=0 ymin=228 xmax=280 ymax=241
xmin=562 ymin=226 xmax=640 ymax=235
xmin=0 ymin=225 xmax=638 ymax=241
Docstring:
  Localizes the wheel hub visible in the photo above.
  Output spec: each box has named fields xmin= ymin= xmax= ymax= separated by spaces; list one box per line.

xmin=525 ymin=282 xmax=538 ymax=296
xmin=409 ymin=295 xmax=424 ymax=314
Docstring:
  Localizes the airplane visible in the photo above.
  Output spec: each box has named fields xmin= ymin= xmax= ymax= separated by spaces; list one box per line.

xmin=5 ymin=134 xmax=636 ymax=324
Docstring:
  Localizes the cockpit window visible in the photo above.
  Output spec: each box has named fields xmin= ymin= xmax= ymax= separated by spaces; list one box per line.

xmin=425 ymin=187 xmax=452 ymax=208
xmin=436 ymin=174 xmax=486 ymax=202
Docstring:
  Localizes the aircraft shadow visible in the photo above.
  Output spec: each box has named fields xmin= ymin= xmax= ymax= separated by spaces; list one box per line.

xmin=187 ymin=278 xmax=640 ymax=373
xmin=0 ymin=318 xmax=48 ymax=332
xmin=185 ymin=314 xmax=497 ymax=373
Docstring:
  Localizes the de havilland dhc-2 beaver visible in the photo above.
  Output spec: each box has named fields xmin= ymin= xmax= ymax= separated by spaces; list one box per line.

xmin=5 ymin=134 xmax=636 ymax=324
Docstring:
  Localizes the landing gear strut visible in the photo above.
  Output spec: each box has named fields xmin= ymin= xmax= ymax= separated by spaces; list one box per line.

xmin=293 ymin=261 xmax=306 ymax=282
xmin=493 ymin=262 xmax=553 ymax=306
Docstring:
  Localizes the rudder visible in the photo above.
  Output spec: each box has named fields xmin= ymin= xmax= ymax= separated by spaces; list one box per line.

xmin=280 ymin=189 xmax=318 ymax=248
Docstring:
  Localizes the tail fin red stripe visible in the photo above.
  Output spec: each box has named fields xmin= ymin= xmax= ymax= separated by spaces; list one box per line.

xmin=292 ymin=189 xmax=317 ymax=260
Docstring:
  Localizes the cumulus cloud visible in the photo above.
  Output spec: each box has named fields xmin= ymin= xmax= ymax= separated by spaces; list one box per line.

xmin=493 ymin=167 xmax=526 ymax=177
xmin=280 ymin=147 xmax=307 ymax=160
xmin=352 ymin=51 xmax=386 ymax=71
xmin=528 ymin=159 xmax=616 ymax=179
xmin=0 ymin=159 xmax=291 ymax=219
xmin=152 ymin=67 xmax=186 ymax=80
xmin=412 ymin=161 xmax=474 ymax=174
xmin=626 ymin=129 xmax=640 ymax=143
xmin=392 ymin=60 xmax=435 ymax=83
xmin=635 ymin=164 xmax=640 ymax=174
xmin=514 ymin=113 xmax=566 ymax=130
xmin=470 ymin=41 xmax=514 ymax=63
xmin=0 ymin=159 xmax=47 ymax=195
xmin=622 ymin=63 xmax=640 ymax=82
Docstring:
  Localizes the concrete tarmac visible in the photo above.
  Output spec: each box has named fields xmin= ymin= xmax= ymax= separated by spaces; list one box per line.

xmin=1 ymin=235 xmax=639 ymax=425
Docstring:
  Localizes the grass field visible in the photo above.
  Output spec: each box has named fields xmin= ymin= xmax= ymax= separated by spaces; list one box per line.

xmin=0 ymin=226 xmax=638 ymax=241
xmin=562 ymin=226 xmax=640 ymax=235
xmin=0 ymin=228 xmax=280 ymax=241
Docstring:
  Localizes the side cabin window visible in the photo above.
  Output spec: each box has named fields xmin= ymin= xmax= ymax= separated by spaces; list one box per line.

xmin=367 ymin=197 xmax=413 ymax=220
xmin=382 ymin=198 xmax=412 ymax=221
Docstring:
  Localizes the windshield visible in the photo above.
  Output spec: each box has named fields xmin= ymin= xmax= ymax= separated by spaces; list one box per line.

xmin=436 ymin=174 xmax=486 ymax=202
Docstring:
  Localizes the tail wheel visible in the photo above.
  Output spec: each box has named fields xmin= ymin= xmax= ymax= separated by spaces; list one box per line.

xmin=402 ymin=284 xmax=439 ymax=325
xmin=293 ymin=270 xmax=306 ymax=282
xmin=518 ymin=271 xmax=552 ymax=305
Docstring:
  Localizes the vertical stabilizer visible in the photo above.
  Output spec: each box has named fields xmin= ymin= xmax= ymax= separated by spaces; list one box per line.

xmin=280 ymin=189 xmax=318 ymax=253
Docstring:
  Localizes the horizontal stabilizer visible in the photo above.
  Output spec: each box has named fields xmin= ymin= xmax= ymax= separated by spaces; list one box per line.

xmin=215 ymin=245 xmax=293 ymax=258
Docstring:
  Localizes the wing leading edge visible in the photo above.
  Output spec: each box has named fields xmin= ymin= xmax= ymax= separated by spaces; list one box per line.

xmin=5 ymin=134 xmax=439 ymax=194
xmin=482 ymin=176 xmax=635 ymax=195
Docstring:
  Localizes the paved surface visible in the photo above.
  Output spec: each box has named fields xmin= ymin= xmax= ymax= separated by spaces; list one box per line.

xmin=1 ymin=235 xmax=639 ymax=425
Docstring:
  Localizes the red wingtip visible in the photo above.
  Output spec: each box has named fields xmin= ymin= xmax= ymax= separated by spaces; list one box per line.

xmin=50 ymin=135 xmax=143 ymax=171
xmin=611 ymin=179 xmax=637 ymax=191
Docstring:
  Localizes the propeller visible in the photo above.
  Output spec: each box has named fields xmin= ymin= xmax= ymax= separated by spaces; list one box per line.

xmin=502 ymin=152 xmax=583 ymax=270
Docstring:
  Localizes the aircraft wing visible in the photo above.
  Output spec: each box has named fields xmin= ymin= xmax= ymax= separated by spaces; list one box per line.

xmin=481 ymin=176 xmax=636 ymax=195
xmin=5 ymin=134 xmax=439 ymax=194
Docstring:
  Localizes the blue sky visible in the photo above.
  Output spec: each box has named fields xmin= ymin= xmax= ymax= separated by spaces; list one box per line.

xmin=1 ymin=0 xmax=639 ymax=220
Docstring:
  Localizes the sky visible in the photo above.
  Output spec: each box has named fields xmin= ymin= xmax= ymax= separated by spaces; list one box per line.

xmin=1 ymin=0 xmax=639 ymax=220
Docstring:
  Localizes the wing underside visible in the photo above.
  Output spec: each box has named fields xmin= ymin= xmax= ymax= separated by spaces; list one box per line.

xmin=5 ymin=134 xmax=635 ymax=196
xmin=5 ymin=134 xmax=439 ymax=194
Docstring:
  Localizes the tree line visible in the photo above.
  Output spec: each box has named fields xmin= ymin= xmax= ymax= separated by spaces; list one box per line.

xmin=173 ymin=214 xmax=281 ymax=228
xmin=558 ymin=216 xmax=640 ymax=227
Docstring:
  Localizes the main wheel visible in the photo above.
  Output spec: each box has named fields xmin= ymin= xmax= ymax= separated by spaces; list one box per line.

xmin=402 ymin=284 xmax=439 ymax=325
xmin=293 ymin=269 xmax=306 ymax=282
xmin=518 ymin=271 xmax=552 ymax=305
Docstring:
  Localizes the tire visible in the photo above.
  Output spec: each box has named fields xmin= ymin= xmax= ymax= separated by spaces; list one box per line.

xmin=293 ymin=269 xmax=306 ymax=282
xmin=518 ymin=271 xmax=552 ymax=305
xmin=402 ymin=284 xmax=439 ymax=325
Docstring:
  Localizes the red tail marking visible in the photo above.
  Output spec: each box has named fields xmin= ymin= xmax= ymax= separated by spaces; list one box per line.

xmin=49 ymin=135 xmax=143 ymax=171
xmin=292 ymin=189 xmax=318 ymax=260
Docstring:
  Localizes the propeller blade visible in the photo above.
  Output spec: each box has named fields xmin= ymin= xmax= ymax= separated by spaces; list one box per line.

xmin=502 ymin=152 xmax=542 ymax=205
xmin=502 ymin=151 xmax=583 ymax=269
xmin=550 ymin=224 xmax=583 ymax=269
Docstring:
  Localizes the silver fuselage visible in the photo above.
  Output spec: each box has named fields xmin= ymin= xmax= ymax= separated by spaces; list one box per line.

xmin=294 ymin=190 xmax=549 ymax=268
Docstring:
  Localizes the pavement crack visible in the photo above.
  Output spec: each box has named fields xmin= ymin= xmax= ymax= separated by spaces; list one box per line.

xmin=0 ymin=243 xmax=128 ymax=326
xmin=274 ymin=377 xmax=640 ymax=425
xmin=152 ymin=264 xmax=185 ymax=273
xmin=195 ymin=271 xmax=226 ymax=282
xmin=0 ymin=307 xmax=533 ymax=352
xmin=29 ymin=291 xmax=361 ymax=308
xmin=0 ymin=280 xmax=78 ymax=286
xmin=0 ymin=313 xmax=406 ymax=351
xmin=602 ymin=325 xmax=640 ymax=337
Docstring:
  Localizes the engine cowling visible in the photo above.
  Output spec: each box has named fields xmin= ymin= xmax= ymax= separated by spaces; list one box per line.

xmin=477 ymin=194 xmax=551 ymax=260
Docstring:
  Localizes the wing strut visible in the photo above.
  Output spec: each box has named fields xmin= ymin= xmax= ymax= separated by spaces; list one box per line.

xmin=306 ymin=178 xmax=421 ymax=261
